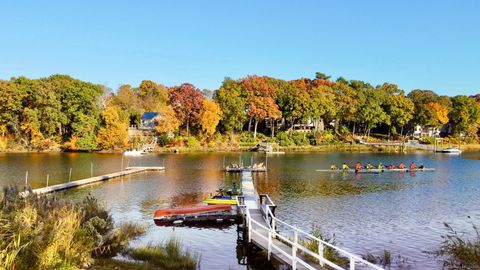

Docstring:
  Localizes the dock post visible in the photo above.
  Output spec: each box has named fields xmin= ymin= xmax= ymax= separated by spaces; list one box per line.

xmin=90 ymin=162 xmax=93 ymax=177
xmin=267 ymin=231 xmax=272 ymax=260
xmin=46 ymin=174 xmax=49 ymax=187
xmin=121 ymin=155 xmax=124 ymax=170
xmin=69 ymin=168 xmax=72 ymax=182
xmin=318 ymin=241 xmax=324 ymax=266
xmin=25 ymin=171 xmax=28 ymax=190
xmin=292 ymin=227 xmax=298 ymax=267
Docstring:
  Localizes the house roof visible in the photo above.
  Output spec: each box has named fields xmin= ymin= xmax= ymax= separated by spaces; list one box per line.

xmin=141 ymin=112 xmax=159 ymax=121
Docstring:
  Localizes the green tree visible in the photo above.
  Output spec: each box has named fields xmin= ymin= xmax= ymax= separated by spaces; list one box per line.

xmin=380 ymin=84 xmax=414 ymax=136
xmin=450 ymin=95 xmax=480 ymax=138
xmin=407 ymin=89 xmax=440 ymax=126
xmin=213 ymin=78 xmax=246 ymax=134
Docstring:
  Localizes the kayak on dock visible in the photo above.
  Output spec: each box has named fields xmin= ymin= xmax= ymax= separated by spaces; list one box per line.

xmin=153 ymin=204 xmax=235 ymax=226
xmin=203 ymin=195 xmax=237 ymax=205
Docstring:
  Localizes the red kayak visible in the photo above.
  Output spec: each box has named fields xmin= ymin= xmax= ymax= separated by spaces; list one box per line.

xmin=153 ymin=204 xmax=233 ymax=226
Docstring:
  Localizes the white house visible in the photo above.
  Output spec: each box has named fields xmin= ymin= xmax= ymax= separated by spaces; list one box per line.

xmin=139 ymin=112 xmax=160 ymax=130
xmin=412 ymin=125 xmax=440 ymax=139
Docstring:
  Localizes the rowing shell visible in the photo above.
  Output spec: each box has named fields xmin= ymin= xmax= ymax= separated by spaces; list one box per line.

xmin=316 ymin=168 xmax=435 ymax=173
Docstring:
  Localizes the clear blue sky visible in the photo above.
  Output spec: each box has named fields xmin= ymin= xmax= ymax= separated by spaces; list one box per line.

xmin=1 ymin=1 xmax=479 ymax=95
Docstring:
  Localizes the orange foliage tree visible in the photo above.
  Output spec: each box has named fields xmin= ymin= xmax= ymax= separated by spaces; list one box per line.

xmin=426 ymin=102 xmax=449 ymax=126
xmin=199 ymin=99 xmax=222 ymax=136
xmin=96 ymin=105 xmax=129 ymax=150
xmin=155 ymin=105 xmax=181 ymax=134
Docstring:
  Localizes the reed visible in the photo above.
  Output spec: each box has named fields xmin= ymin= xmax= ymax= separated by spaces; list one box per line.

xmin=431 ymin=222 xmax=480 ymax=269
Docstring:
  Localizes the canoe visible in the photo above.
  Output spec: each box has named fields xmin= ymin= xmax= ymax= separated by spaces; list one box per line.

xmin=316 ymin=168 xmax=435 ymax=173
xmin=203 ymin=195 xmax=237 ymax=205
xmin=153 ymin=204 xmax=233 ymax=226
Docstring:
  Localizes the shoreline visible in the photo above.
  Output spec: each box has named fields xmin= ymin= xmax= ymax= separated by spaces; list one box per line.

xmin=3 ymin=143 xmax=480 ymax=154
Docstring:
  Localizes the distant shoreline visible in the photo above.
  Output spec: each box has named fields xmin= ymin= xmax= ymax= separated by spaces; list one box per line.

xmin=2 ymin=143 xmax=480 ymax=154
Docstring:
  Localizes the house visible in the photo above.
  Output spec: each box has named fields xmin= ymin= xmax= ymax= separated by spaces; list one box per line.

xmin=139 ymin=112 xmax=160 ymax=130
xmin=412 ymin=125 xmax=440 ymax=139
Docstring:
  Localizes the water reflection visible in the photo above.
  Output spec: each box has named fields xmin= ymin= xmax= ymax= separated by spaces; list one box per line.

xmin=0 ymin=152 xmax=478 ymax=269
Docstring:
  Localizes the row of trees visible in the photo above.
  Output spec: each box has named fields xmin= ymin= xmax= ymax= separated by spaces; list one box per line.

xmin=0 ymin=73 xmax=479 ymax=151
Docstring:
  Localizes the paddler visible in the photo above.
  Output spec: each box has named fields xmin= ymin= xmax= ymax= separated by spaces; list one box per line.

xmin=410 ymin=162 xmax=416 ymax=170
xmin=342 ymin=162 xmax=350 ymax=170
xmin=330 ymin=163 xmax=338 ymax=170
xmin=355 ymin=162 xmax=362 ymax=171
xmin=398 ymin=162 xmax=405 ymax=169
xmin=366 ymin=162 xmax=374 ymax=169
xmin=377 ymin=162 xmax=383 ymax=169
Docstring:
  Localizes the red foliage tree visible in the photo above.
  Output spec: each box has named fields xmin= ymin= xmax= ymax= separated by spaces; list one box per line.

xmin=169 ymin=83 xmax=204 ymax=135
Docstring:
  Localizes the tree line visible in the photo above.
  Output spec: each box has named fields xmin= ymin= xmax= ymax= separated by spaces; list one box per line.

xmin=0 ymin=73 xmax=479 ymax=151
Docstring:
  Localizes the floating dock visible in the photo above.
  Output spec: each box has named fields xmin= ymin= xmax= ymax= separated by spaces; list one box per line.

xmin=22 ymin=166 xmax=165 ymax=196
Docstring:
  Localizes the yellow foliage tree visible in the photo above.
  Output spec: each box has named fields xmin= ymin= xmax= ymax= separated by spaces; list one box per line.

xmin=96 ymin=105 xmax=129 ymax=150
xmin=155 ymin=105 xmax=181 ymax=134
xmin=426 ymin=102 xmax=449 ymax=125
xmin=199 ymin=99 xmax=222 ymax=136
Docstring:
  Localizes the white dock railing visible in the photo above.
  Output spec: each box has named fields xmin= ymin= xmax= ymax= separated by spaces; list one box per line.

xmin=236 ymin=195 xmax=384 ymax=270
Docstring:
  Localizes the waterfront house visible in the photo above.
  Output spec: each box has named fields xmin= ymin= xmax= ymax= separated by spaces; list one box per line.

xmin=139 ymin=112 xmax=160 ymax=130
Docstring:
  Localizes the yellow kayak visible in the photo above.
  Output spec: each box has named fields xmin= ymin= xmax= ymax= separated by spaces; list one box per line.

xmin=203 ymin=196 xmax=237 ymax=205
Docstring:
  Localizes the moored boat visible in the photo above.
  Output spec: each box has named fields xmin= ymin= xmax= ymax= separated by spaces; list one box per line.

xmin=437 ymin=147 xmax=462 ymax=154
xmin=123 ymin=150 xmax=144 ymax=156
xmin=153 ymin=204 xmax=234 ymax=226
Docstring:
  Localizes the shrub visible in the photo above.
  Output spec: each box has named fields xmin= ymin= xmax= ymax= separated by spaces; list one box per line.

xmin=184 ymin=136 xmax=200 ymax=148
xmin=157 ymin=133 xmax=170 ymax=147
xmin=292 ymin=132 xmax=310 ymax=146
xmin=421 ymin=136 xmax=436 ymax=145
xmin=276 ymin=132 xmax=294 ymax=147
xmin=239 ymin=132 xmax=257 ymax=146
xmin=0 ymin=186 xmax=145 ymax=270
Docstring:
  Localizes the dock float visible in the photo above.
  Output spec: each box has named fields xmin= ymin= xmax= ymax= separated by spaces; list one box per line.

xmin=22 ymin=166 xmax=165 ymax=196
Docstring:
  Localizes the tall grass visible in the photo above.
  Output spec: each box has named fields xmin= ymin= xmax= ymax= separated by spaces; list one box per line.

xmin=125 ymin=238 xmax=199 ymax=270
xmin=0 ymin=185 xmax=145 ymax=270
xmin=431 ymin=222 xmax=480 ymax=269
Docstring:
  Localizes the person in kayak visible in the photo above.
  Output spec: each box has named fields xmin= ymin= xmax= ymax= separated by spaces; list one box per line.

xmin=377 ymin=162 xmax=383 ymax=169
xmin=398 ymin=162 xmax=405 ymax=169
xmin=330 ymin=163 xmax=338 ymax=170
xmin=342 ymin=162 xmax=350 ymax=170
xmin=366 ymin=162 xmax=374 ymax=169
xmin=410 ymin=162 xmax=416 ymax=170
xmin=355 ymin=162 xmax=362 ymax=171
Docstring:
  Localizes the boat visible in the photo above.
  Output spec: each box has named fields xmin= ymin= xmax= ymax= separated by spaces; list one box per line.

xmin=123 ymin=150 xmax=144 ymax=156
xmin=316 ymin=168 xmax=435 ymax=173
xmin=437 ymin=147 xmax=462 ymax=154
xmin=203 ymin=195 xmax=237 ymax=205
xmin=153 ymin=204 xmax=235 ymax=226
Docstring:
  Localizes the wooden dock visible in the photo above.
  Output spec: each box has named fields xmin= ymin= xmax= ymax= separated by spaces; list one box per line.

xmin=23 ymin=166 xmax=165 ymax=196
xmin=237 ymin=172 xmax=384 ymax=270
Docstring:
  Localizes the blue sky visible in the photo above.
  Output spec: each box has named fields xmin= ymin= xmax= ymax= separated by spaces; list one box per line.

xmin=1 ymin=1 xmax=479 ymax=95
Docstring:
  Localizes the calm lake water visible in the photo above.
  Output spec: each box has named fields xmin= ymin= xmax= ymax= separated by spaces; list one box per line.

xmin=1 ymin=151 xmax=479 ymax=269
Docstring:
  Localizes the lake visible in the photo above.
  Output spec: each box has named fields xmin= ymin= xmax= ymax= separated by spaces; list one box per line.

xmin=1 ymin=151 xmax=479 ymax=269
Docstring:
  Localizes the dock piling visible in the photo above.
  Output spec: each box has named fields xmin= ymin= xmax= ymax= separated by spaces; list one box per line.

xmin=90 ymin=162 xmax=93 ymax=177
xmin=69 ymin=168 xmax=72 ymax=182
xmin=46 ymin=174 xmax=49 ymax=187
xmin=25 ymin=171 xmax=28 ymax=189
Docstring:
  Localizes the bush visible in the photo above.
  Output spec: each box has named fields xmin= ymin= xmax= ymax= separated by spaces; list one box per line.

xmin=421 ymin=136 xmax=436 ymax=145
xmin=239 ymin=132 xmax=257 ymax=146
xmin=184 ymin=136 xmax=200 ymax=148
xmin=157 ymin=133 xmax=170 ymax=147
xmin=292 ymin=132 xmax=310 ymax=146
xmin=0 ymin=186 xmax=145 ymax=270
xmin=276 ymin=132 xmax=294 ymax=147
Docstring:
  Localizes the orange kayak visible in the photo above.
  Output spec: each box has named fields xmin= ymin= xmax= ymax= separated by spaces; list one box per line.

xmin=153 ymin=204 xmax=233 ymax=226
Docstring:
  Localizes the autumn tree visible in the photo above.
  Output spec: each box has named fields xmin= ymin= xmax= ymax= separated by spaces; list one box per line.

xmin=213 ymin=78 xmax=246 ymax=134
xmin=135 ymin=80 xmax=169 ymax=112
xmin=96 ymin=104 xmax=129 ymax=150
xmin=380 ymin=84 xmax=414 ymax=136
xmin=426 ymin=102 xmax=449 ymax=126
xmin=242 ymin=76 xmax=281 ymax=138
xmin=155 ymin=105 xmax=181 ymax=134
xmin=199 ymin=99 xmax=223 ymax=136
xmin=169 ymin=83 xmax=204 ymax=135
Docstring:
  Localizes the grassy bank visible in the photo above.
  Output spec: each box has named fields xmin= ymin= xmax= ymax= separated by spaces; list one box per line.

xmin=0 ymin=186 xmax=199 ymax=270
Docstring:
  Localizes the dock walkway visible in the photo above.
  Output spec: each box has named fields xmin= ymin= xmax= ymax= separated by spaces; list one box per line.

xmin=237 ymin=173 xmax=384 ymax=270
xmin=23 ymin=166 xmax=165 ymax=195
